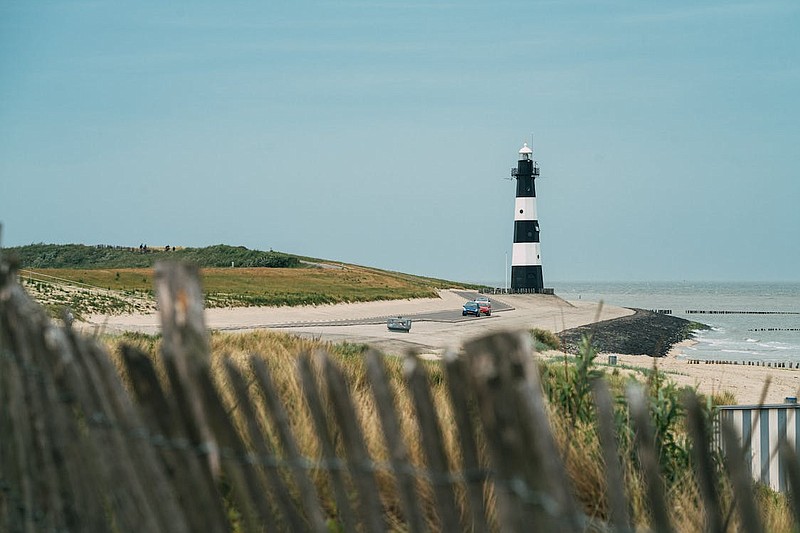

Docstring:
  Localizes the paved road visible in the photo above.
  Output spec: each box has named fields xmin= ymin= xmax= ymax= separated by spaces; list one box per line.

xmin=452 ymin=291 xmax=513 ymax=311
xmin=407 ymin=291 xmax=513 ymax=322
xmin=256 ymin=291 xmax=514 ymax=329
xmin=84 ymin=289 xmax=634 ymax=356
xmin=265 ymin=293 xmax=632 ymax=356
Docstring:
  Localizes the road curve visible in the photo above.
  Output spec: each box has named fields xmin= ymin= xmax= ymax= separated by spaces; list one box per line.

xmin=83 ymin=289 xmax=633 ymax=356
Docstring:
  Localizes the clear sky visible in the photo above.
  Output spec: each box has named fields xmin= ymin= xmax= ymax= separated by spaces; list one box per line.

xmin=2 ymin=1 xmax=798 ymax=284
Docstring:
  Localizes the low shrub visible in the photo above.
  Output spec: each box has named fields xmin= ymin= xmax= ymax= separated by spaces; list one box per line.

xmin=531 ymin=327 xmax=560 ymax=351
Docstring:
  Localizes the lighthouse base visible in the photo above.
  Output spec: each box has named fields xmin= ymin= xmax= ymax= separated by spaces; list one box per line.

xmin=511 ymin=265 xmax=544 ymax=292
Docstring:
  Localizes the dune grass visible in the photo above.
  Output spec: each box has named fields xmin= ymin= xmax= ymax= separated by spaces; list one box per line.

xmin=22 ymin=263 xmax=482 ymax=314
xmin=12 ymin=242 xmax=487 ymax=316
xmin=103 ymin=329 xmax=793 ymax=531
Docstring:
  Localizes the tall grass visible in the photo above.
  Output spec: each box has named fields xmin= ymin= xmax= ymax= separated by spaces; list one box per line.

xmin=104 ymin=330 xmax=793 ymax=531
xmin=107 ymin=331 xmax=458 ymax=529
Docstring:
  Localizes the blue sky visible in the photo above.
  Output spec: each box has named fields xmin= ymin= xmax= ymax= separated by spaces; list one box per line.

xmin=2 ymin=1 xmax=798 ymax=283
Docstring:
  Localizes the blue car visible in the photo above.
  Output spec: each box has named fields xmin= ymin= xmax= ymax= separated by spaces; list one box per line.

xmin=462 ymin=301 xmax=481 ymax=317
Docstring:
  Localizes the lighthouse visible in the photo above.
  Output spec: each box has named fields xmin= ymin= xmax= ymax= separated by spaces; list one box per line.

xmin=510 ymin=142 xmax=544 ymax=292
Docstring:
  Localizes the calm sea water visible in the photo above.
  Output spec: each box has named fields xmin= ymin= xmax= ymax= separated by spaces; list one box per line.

xmin=546 ymin=282 xmax=800 ymax=363
xmin=482 ymin=282 xmax=800 ymax=362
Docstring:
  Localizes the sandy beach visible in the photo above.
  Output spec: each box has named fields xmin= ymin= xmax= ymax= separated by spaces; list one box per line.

xmin=82 ymin=289 xmax=799 ymax=405
xmin=538 ymin=347 xmax=799 ymax=407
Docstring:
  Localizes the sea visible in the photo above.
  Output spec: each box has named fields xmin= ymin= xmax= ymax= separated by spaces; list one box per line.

xmin=489 ymin=281 xmax=800 ymax=363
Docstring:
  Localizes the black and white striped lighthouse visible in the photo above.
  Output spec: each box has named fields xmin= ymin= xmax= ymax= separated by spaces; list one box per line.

xmin=510 ymin=142 xmax=544 ymax=292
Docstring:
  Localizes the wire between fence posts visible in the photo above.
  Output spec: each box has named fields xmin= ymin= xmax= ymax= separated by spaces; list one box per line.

xmin=684 ymin=390 xmax=724 ymax=533
xmin=442 ymin=348 xmax=491 ymax=533
xmin=780 ymin=440 xmax=800 ymax=526
xmin=120 ymin=344 xmax=225 ymax=532
xmin=626 ymin=384 xmax=673 ymax=533
xmin=720 ymin=421 xmax=765 ymax=533
xmin=320 ymin=350 xmax=387 ymax=533
xmin=592 ymin=379 xmax=633 ymax=533
xmin=224 ymin=358 xmax=304 ymax=532
xmin=365 ymin=349 xmax=429 ymax=533
xmin=297 ymin=352 xmax=358 ymax=532
xmin=404 ymin=352 xmax=464 ymax=532
xmin=249 ymin=355 xmax=328 ymax=531
xmin=70 ymin=322 xmax=167 ymax=531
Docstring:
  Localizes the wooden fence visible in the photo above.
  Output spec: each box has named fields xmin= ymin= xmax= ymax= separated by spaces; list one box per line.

xmin=2 ymin=259 xmax=800 ymax=532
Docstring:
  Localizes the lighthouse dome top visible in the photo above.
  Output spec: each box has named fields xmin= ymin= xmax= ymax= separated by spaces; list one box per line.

xmin=518 ymin=142 xmax=533 ymax=160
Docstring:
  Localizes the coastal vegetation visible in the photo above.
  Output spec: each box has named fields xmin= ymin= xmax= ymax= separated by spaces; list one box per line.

xmin=531 ymin=326 xmax=562 ymax=351
xmin=104 ymin=328 xmax=793 ymax=531
xmin=6 ymin=243 xmax=300 ymax=269
xmin=8 ymin=243 xmax=483 ymax=318
xmin=2 ymin=252 xmax=794 ymax=531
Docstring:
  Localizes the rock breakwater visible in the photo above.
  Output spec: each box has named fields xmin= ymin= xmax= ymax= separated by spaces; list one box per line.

xmin=558 ymin=308 xmax=704 ymax=357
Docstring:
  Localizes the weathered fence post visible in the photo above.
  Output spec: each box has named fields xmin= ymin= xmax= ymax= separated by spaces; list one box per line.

xmin=463 ymin=331 xmax=582 ymax=532
xmin=154 ymin=262 xmax=220 ymax=476
xmin=157 ymin=261 xmax=285 ymax=532
xmin=67 ymin=333 xmax=188 ymax=532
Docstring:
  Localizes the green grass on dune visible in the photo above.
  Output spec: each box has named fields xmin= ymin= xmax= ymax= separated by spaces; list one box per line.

xmin=11 ymin=243 xmax=487 ymax=311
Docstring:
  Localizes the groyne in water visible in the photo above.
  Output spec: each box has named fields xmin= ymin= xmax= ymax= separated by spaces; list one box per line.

xmin=558 ymin=309 xmax=800 ymax=362
xmin=685 ymin=310 xmax=800 ymax=315
xmin=644 ymin=310 xmax=799 ymax=316
xmin=687 ymin=359 xmax=800 ymax=369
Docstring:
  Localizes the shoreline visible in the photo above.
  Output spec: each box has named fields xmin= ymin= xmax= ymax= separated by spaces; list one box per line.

xmin=553 ymin=310 xmax=799 ymax=404
xmin=549 ymin=349 xmax=799 ymax=406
